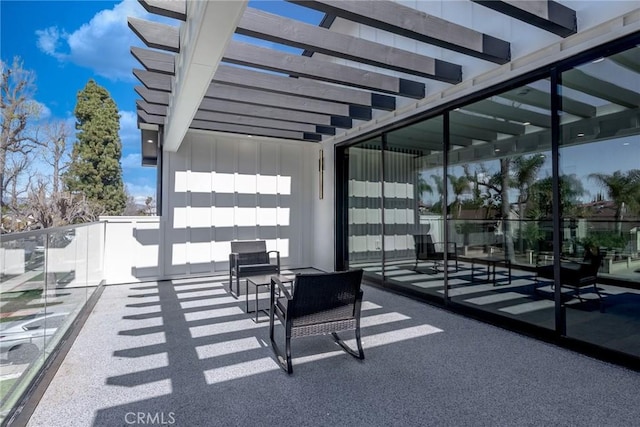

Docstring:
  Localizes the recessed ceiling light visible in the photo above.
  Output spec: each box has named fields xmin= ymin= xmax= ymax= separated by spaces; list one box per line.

xmin=247 ymin=135 xmax=252 ymax=138
xmin=146 ymin=139 xmax=154 ymax=144
xmin=577 ymin=133 xmax=585 ymax=137
xmin=592 ymin=57 xmax=605 ymax=63
xmin=494 ymin=148 xmax=501 ymax=152
xmin=523 ymin=122 xmax=531 ymax=126
xmin=623 ymin=142 xmax=630 ymax=146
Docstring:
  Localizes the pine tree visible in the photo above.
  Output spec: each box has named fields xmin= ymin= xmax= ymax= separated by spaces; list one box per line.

xmin=64 ymin=79 xmax=126 ymax=216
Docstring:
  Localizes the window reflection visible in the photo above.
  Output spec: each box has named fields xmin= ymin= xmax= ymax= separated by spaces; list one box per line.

xmin=559 ymin=45 xmax=640 ymax=357
xmin=347 ymin=138 xmax=383 ymax=281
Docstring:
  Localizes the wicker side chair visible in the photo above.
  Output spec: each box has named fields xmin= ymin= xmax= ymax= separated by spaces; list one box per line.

xmin=413 ymin=234 xmax=458 ymax=273
xmin=229 ymin=240 xmax=280 ymax=298
xmin=535 ymin=249 xmax=605 ymax=307
xmin=269 ymin=269 xmax=365 ymax=374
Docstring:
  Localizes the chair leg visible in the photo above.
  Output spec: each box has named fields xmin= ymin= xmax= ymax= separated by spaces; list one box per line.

xmin=593 ymin=284 xmax=604 ymax=312
xmin=230 ymin=276 xmax=240 ymax=299
xmin=285 ymin=333 xmax=293 ymax=374
xmin=331 ymin=330 xmax=365 ymax=360
xmin=270 ymin=317 xmax=294 ymax=374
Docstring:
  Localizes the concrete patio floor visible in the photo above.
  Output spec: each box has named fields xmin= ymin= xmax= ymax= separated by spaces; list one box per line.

xmin=27 ymin=275 xmax=640 ymax=427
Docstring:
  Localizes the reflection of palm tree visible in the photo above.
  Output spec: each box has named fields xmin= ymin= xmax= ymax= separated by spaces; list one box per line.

xmin=416 ymin=175 xmax=433 ymax=204
xmin=513 ymin=155 xmax=545 ymax=252
xmin=448 ymin=174 xmax=469 ymax=218
xmin=531 ymin=174 xmax=585 ymax=217
xmin=589 ymin=169 xmax=640 ymax=234
xmin=430 ymin=174 xmax=444 ymax=212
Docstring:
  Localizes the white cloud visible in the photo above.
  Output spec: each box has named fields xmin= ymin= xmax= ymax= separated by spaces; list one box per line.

xmin=35 ymin=27 xmax=67 ymax=60
xmin=119 ymin=110 xmax=140 ymax=145
xmin=121 ymin=153 xmax=141 ymax=169
xmin=35 ymin=0 xmax=162 ymax=81
xmin=32 ymin=100 xmax=52 ymax=121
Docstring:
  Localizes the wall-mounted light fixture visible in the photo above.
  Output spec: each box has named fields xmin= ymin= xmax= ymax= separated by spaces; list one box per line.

xmin=319 ymin=149 xmax=324 ymax=200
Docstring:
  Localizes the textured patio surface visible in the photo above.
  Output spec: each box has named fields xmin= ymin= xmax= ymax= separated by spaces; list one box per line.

xmin=28 ymin=274 xmax=640 ymax=427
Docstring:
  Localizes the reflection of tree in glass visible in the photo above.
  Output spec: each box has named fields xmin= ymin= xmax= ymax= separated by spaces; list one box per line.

xmin=530 ymin=174 xmax=586 ymax=218
xmin=588 ymin=170 xmax=640 ymax=234
xmin=463 ymin=161 xmax=514 ymax=259
xmin=416 ymin=175 xmax=432 ymax=205
xmin=429 ymin=174 xmax=444 ymax=213
xmin=513 ymin=155 xmax=545 ymax=253
xmin=448 ymin=174 xmax=469 ymax=219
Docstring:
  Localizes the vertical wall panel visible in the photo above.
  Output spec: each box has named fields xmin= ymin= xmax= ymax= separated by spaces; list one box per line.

xmin=161 ymin=131 xmax=315 ymax=279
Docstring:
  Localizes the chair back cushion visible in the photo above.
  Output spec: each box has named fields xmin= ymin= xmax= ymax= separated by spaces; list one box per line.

xmin=237 ymin=251 xmax=269 ymax=265
xmin=290 ymin=270 xmax=363 ymax=321
xmin=415 ymin=234 xmax=437 ymax=257
xmin=231 ymin=240 xmax=267 ymax=254
xmin=582 ymin=252 xmax=604 ymax=276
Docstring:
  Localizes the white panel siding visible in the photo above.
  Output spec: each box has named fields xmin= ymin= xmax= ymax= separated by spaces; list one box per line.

xmin=157 ymin=131 xmax=316 ymax=279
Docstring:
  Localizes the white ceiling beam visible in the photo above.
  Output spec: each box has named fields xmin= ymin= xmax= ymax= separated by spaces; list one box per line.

xmin=163 ymin=0 xmax=248 ymax=152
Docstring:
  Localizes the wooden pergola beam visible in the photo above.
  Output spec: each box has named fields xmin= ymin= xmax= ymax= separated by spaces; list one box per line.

xmin=134 ymin=69 xmax=172 ymax=92
xmin=130 ymin=18 xmax=425 ymax=98
xmin=136 ymin=86 xmax=353 ymax=129
xmin=472 ymin=1 xmax=576 ymax=37
xmin=237 ymin=7 xmax=461 ymax=83
xmin=288 ymin=0 xmax=510 ymax=64
xmin=135 ymin=86 xmax=170 ymax=105
xmin=204 ymin=82 xmax=371 ymax=120
xmin=462 ymin=100 xmax=550 ymax=128
xmin=450 ymin=111 xmax=525 ymax=135
xmin=562 ymin=69 xmax=640 ymax=109
xmin=131 ymin=47 xmax=396 ymax=110
xmin=131 ymin=47 xmax=174 ymax=75
xmin=224 ymin=40 xmax=425 ymax=99
xmin=128 ymin=17 xmax=179 ymax=52
xmin=194 ymin=111 xmax=335 ymax=135
xmin=214 ymin=65 xmax=396 ymax=111
xmin=199 ymin=97 xmax=352 ymax=128
xmin=190 ymin=120 xmax=322 ymax=142
xmin=139 ymin=0 xmax=186 ymax=21
xmin=501 ymin=86 xmax=596 ymax=118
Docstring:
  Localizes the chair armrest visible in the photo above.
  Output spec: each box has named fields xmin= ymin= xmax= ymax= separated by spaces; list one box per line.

xmin=271 ymin=275 xmax=293 ymax=300
xmin=229 ymin=252 xmax=240 ymax=268
xmin=267 ymin=250 xmax=281 ymax=270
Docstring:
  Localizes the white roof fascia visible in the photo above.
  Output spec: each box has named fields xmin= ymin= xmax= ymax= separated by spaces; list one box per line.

xmin=163 ymin=0 xmax=248 ymax=152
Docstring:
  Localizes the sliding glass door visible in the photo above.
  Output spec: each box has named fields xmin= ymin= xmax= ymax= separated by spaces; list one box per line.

xmin=345 ymin=138 xmax=383 ymax=282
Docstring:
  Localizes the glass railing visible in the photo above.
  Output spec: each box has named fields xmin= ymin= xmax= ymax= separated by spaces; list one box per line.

xmin=0 ymin=222 xmax=105 ymax=423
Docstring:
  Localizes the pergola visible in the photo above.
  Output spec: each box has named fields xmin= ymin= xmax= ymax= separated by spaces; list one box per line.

xmin=128 ymin=0 xmax=582 ymax=165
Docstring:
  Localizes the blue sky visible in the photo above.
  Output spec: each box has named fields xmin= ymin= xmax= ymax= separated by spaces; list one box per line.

xmin=1 ymin=0 xmax=159 ymax=202
xmin=0 ymin=0 xmax=322 ymax=204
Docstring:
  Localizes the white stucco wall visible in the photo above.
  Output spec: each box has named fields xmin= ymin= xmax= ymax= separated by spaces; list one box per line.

xmin=159 ymin=131 xmax=317 ymax=278
xmin=312 ymin=141 xmax=336 ymax=272
xmin=103 ymin=217 xmax=160 ymax=284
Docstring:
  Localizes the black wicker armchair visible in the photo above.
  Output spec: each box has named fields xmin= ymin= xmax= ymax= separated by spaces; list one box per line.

xmin=229 ymin=240 xmax=280 ymax=298
xmin=535 ymin=249 xmax=604 ymax=306
xmin=413 ymin=234 xmax=458 ymax=273
xmin=269 ymin=269 xmax=365 ymax=374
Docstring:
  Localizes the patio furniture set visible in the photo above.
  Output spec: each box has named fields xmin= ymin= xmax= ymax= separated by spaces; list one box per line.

xmin=413 ymin=234 xmax=603 ymax=302
xmin=227 ymin=238 xmax=605 ymax=373
xmin=228 ymin=240 xmax=365 ymax=374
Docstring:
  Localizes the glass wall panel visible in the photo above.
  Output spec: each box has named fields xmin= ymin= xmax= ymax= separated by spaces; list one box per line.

xmin=559 ymin=45 xmax=640 ymax=357
xmin=384 ymin=117 xmax=445 ymax=300
xmin=346 ymin=138 xmax=383 ymax=282
xmin=447 ymin=79 xmax=554 ymax=330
